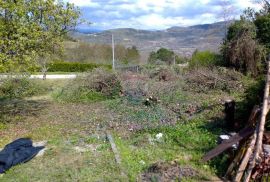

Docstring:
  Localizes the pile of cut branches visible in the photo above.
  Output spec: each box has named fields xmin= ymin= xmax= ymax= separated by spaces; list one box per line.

xmin=203 ymin=62 xmax=270 ymax=181
xmin=184 ymin=67 xmax=243 ymax=92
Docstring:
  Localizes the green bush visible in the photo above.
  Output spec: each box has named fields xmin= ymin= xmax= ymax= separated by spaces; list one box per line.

xmin=189 ymin=51 xmax=222 ymax=69
xmin=175 ymin=55 xmax=188 ymax=64
xmin=0 ymin=77 xmax=48 ymax=99
xmin=47 ymin=62 xmax=112 ymax=72
xmin=53 ymin=68 xmax=122 ymax=102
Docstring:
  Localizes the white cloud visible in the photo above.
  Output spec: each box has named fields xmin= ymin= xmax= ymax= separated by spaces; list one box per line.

xmin=67 ymin=0 xmax=263 ymax=30
xmin=65 ymin=0 xmax=99 ymax=7
xmin=97 ymin=13 xmax=217 ymax=30
xmin=235 ymin=0 xmax=261 ymax=11
xmin=105 ymin=0 xmax=188 ymax=14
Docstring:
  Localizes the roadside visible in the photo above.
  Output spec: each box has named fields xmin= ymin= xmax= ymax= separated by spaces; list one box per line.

xmin=0 ymin=74 xmax=77 ymax=79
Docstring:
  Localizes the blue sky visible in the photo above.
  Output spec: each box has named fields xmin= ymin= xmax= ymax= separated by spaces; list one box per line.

xmin=65 ymin=0 xmax=261 ymax=30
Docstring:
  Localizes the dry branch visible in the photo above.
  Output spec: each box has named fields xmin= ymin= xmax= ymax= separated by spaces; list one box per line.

xmin=234 ymin=132 xmax=257 ymax=182
xmin=224 ymin=146 xmax=246 ymax=178
xmin=244 ymin=61 xmax=270 ymax=182
xmin=106 ymin=131 xmax=128 ymax=179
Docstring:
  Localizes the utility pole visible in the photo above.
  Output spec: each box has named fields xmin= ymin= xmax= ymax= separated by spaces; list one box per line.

xmin=112 ymin=34 xmax=115 ymax=70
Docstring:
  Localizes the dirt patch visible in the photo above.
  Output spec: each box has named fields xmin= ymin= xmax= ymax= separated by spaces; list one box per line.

xmin=139 ymin=161 xmax=197 ymax=182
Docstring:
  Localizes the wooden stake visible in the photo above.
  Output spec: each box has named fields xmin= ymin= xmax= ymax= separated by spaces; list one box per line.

xmin=224 ymin=146 xmax=246 ymax=179
xmin=234 ymin=132 xmax=257 ymax=182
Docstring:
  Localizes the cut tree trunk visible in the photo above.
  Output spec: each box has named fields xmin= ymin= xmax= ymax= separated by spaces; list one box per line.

xmin=224 ymin=100 xmax=236 ymax=130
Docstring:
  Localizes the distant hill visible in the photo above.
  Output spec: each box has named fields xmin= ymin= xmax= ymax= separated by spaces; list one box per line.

xmin=75 ymin=28 xmax=103 ymax=34
xmin=70 ymin=21 xmax=227 ymax=62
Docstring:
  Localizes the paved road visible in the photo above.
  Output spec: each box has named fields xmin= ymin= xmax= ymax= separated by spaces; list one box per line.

xmin=30 ymin=74 xmax=77 ymax=79
xmin=0 ymin=74 xmax=77 ymax=79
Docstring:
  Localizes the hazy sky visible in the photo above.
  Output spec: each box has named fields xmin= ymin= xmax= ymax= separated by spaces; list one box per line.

xmin=65 ymin=0 xmax=262 ymax=30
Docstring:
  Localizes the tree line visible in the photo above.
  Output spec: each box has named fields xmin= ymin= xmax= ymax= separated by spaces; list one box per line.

xmin=64 ymin=42 xmax=140 ymax=65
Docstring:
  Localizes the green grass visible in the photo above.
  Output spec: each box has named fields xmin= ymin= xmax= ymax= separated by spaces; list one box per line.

xmin=114 ymin=118 xmax=221 ymax=181
xmin=52 ymin=89 xmax=108 ymax=103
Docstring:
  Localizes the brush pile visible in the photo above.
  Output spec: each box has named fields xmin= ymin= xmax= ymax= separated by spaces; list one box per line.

xmin=184 ymin=67 xmax=243 ymax=92
xmin=203 ymin=62 xmax=270 ymax=181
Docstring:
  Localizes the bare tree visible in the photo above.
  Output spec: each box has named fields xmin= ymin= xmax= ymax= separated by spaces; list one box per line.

xmin=217 ymin=0 xmax=238 ymax=37
xmin=251 ymin=0 xmax=270 ymax=13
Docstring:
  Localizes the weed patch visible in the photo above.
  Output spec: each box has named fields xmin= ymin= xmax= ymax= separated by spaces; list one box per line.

xmin=0 ymin=77 xmax=49 ymax=99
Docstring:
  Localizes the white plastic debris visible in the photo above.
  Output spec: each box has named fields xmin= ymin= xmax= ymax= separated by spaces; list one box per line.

xmin=219 ymin=135 xmax=230 ymax=140
xmin=156 ymin=133 xmax=163 ymax=140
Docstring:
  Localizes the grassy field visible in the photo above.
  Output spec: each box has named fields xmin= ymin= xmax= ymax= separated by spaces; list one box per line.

xmin=0 ymin=67 xmax=254 ymax=181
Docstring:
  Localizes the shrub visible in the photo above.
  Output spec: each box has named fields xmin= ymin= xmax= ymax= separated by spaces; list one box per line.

xmin=0 ymin=77 xmax=48 ymax=99
xmin=54 ymin=68 xmax=122 ymax=102
xmin=148 ymin=48 xmax=175 ymax=65
xmin=175 ymin=55 xmax=188 ymax=64
xmin=189 ymin=50 xmax=222 ymax=69
xmin=47 ymin=62 xmax=112 ymax=72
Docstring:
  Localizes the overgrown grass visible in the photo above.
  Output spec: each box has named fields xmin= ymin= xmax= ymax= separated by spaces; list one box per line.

xmin=0 ymin=77 xmax=50 ymax=100
xmin=0 ymin=65 xmax=259 ymax=181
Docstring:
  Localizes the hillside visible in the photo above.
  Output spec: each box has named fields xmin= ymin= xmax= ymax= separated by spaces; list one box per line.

xmin=71 ymin=21 xmax=227 ymax=61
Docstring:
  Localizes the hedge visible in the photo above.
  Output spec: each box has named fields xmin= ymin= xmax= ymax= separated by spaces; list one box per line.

xmin=47 ymin=62 xmax=112 ymax=72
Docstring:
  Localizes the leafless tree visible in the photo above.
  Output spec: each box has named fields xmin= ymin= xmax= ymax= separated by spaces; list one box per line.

xmin=251 ymin=0 xmax=270 ymax=13
xmin=217 ymin=0 xmax=238 ymax=37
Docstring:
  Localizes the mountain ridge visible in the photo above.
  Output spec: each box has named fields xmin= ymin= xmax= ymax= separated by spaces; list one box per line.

xmin=71 ymin=21 xmax=227 ymax=62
